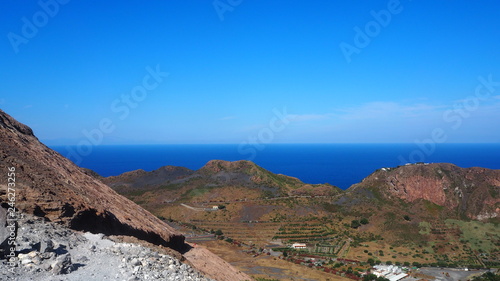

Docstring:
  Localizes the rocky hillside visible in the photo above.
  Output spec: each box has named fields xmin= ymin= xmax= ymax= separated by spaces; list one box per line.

xmin=95 ymin=146 xmax=500 ymax=272
xmin=0 ymin=109 xmax=183 ymax=250
xmin=0 ymin=109 xmax=252 ymax=280
xmin=1 ymin=214 xmax=212 ymax=281
xmin=104 ymin=159 xmax=500 ymax=222
xmin=103 ymin=159 xmax=342 ymax=203
xmin=104 ymin=165 xmax=195 ymax=194
xmin=102 ymin=158 xmax=500 ymax=226
xmin=347 ymin=163 xmax=500 ymax=221
xmin=200 ymin=160 xmax=340 ymax=196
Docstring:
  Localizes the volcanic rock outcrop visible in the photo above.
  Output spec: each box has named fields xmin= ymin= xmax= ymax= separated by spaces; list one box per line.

xmin=0 ymin=109 xmax=184 ymax=249
xmin=349 ymin=163 xmax=500 ymax=220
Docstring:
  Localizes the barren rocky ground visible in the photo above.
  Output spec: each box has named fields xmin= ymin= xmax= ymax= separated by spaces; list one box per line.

xmin=1 ymin=214 xmax=214 ymax=281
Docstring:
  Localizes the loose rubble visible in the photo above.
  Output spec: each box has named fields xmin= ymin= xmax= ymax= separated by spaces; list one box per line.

xmin=1 ymin=215 xmax=214 ymax=281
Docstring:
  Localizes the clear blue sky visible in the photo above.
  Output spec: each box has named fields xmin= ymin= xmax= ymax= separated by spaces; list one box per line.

xmin=1 ymin=0 xmax=499 ymax=145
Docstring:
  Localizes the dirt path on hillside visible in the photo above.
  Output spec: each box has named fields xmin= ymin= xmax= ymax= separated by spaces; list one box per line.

xmin=183 ymin=243 xmax=252 ymax=281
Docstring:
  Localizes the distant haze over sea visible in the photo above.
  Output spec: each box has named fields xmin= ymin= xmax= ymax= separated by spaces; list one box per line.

xmin=51 ymin=144 xmax=500 ymax=189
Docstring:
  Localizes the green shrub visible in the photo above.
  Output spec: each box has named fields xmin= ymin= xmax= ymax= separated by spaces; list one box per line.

xmin=351 ymin=220 xmax=361 ymax=229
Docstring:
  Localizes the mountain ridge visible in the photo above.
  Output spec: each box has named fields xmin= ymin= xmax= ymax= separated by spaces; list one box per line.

xmin=100 ymin=159 xmax=500 ymax=222
xmin=102 ymin=159 xmax=343 ymax=202
xmin=101 ymin=157 xmax=500 ymax=272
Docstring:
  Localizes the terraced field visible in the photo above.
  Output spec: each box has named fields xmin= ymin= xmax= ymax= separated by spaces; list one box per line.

xmin=189 ymin=221 xmax=283 ymax=246
xmin=187 ymin=219 xmax=354 ymax=259
xmin=272 ymin=222 xmax=338 ymax=243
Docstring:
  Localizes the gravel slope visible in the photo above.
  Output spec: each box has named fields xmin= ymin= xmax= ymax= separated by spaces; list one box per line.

xmin=1 ymin=215 xmax=214 ymax=281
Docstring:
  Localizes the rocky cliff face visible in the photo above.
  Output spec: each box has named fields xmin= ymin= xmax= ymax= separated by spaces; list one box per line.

xmin=0 ymin=109 xmax=184 ymax=250
xmin=349 ymin=163 xmax=500 ymax=220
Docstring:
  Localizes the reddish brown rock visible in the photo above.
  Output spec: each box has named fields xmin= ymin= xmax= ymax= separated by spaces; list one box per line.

xmin=0 ymin=109 xmax=184 ymax=249
xmin=349 ymin=163 xmax=500 ymax=220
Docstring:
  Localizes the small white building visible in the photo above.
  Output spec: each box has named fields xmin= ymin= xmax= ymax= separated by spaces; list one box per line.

xmin=291 ymin=243 xmax=307 ymax=249
xmin=212 ymin=206 xmax=219 ymax=210
xmin=372 ymin=265 xmax=408 ymax=281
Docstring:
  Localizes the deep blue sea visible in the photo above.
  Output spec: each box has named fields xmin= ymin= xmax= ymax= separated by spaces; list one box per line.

xmin=50 ymin=144 xmax=500 ymax=189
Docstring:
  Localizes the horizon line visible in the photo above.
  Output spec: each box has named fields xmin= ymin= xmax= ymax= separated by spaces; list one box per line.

xmin=46 ymin=142 xmax=500 ymax=147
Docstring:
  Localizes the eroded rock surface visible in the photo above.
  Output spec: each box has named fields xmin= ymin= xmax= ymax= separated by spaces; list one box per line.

xmin=1 ymin=215 xmax=213 ymax=281
xmin=0 ymin=109 xmax=184 ymax=249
